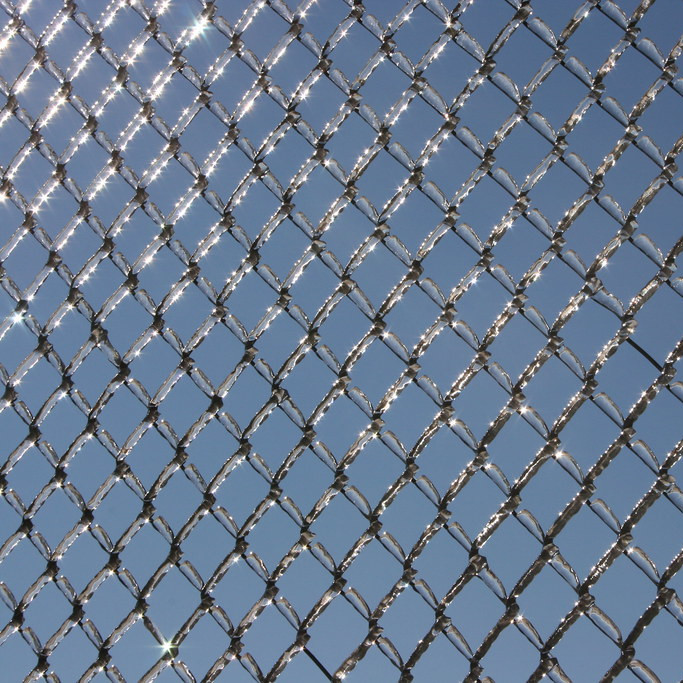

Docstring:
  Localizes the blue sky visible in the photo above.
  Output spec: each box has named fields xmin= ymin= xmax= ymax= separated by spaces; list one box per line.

xmin=0 ymin=0 xmax=682 ymax=681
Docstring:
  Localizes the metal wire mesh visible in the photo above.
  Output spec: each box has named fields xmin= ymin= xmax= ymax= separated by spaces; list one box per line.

xmin=0 ymin=0 xmax=682 ymax=680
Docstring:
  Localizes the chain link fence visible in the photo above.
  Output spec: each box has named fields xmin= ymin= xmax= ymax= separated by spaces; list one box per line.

xmin=0 ymin=0 xmax=682 ymax=680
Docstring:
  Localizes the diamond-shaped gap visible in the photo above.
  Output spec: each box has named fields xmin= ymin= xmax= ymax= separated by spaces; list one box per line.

xmin=516 ymin=561 xmax=577 ymax=643
xmin=637 ymin=84 xmax=683 ymax=156
xmin=101 ymin=291 xmax=151 ymax=357
xmin=70 ymin=345 xmax=116 ymax=407
xmin=184 ymin=416 xmax=237 ymax=484
xmin=379 ymin=586 xmax=435 ymax=663
xmin=153 ymin=469 xmax=203 ymax=535
xmin=77 ymin=254 xmax=124 ymax=313
xmin=637 ymin=0 xmax=683 ymax=54
xmin=564 ymin=101 xmax=624 ymax=175
xmin=309 ymin=489 xmax=369 ymax=564
xmin=603 ymin=145 xmax=659 ymax=219
xmin=23 ymin=577 xmax=71 ymax=646
xmin=633 ymin=277 xmax=683 ymax=365
xmin=129 ymin=335 xmax=178 ymax=400
xmin=591 ymin=552 xmax=657 ymax=639
xmin=256 ymin=213 xmax=309 ymax=282
xmin=317 ymin=294 xmax=369 ymax=363
xmin=108 ymin=206 xmax=156 ymax=266
xmin=274 ymin=547 xmax=332 ymax=621
xmin=179 ymin=512 xmax=233 ymax=582
xmin=190 ymin=321 xmax=243 ymax=389
xmin=459 ymin=0 xmax=517 ymax=51
xmin=551 ymin=614 xmax=621 ymax=681
xmin=456 ymin=270 xmax=510 ymax=340
xmin=486 ymin=410 xmax=547 ymax=484
xmin=209 ymin=556 xmax=265 ymax=626
xmin=163 ymin=282 xmax=212 ymax=345
xmin=176 ymin=24 xmax=226 ymax=81
xmin=125 ymin=426 xmax=175 ymax=493
xmin=392 ymin=4 xmax=448 ymax=63
xmin=529 ymin=61 xmax=588 ymax=132
xmin=0 ymin=406 xmax=29 ymax=468
xmin=64 ymin=435 xmax=113 ymax=503
xmin=416 ymin=325 xmax=474 ymax=395
xmin=108 ymin=615 xmax=167 ymax=682
xmin=248 ymin=404 xmax=303 ymax=476
xmin=146 ymin=153 xmax=198 ymax=219
xmin=261 ymin=127 xmax=312 ymax=191
xmin=31 ymin=485 xmax=81 ymax=551
xmin=213 ymin=456 xmax=270 ymax=529
xmin=92 ymin=478 xmax=142 ymax=543
xmin=344 ymin=437 xmax=403 ymax=511
xmin=350 ymin=241 xmax=406 ymax=311
xmin=633 ymin=390 xmax=681 ymax=467
xmin=63 ymin=134 xmax=111 ymax=196
xmin=179 ymin=106 xmax=228 ymax=169
xmin=525 ymin=257 xmax=583 ymax=327
xmin=0 ymin=316 xmax=34 ymax=372
xmin=296 ymin=71 xmax=348 ymax=135
xmin=12 ymin=60 xmax=58 ymax=126
xmin=267 ymin=34 xmax=318 ymax=100
xmin=559 ymin=298 xmax=620 ymax=373
xmin=423 ymin=39 xmax=478 ymax=110
xmin=15 ymin=354 xmax=61 ymax=417
xmin=176 ymin=610 xmax=230 ymax=681
xmin=2 ymin=229 xmax=48 ymax=293
xmin=529 ymin=161 xmax=589 ymax=234
xmin=597 ymin=341 xmax=659 ymax=419
xmin=414 ymin=424 xmax=472 ymax=499
xmin=409 ymin=631 xmax=470 ymax=681
xmin=96 ymin=382 xmax=147 ymax=447
xmin=455 ymin=173 xmax=514 ymax=243
xmin=412 ymin=524 xmax=469 ymax=599
xmin=26 ymin=270 xmax=70 ymax=328
xmin=254 ymin=311 xmax=304 ymax=376
xmin=192 ymin=230 xmax=246 ymax=296
xmin=236 ymin=91 xmax=286 ymax=155
xmin=99 ymin=4 xmax=145 ymax=57
xmin=221 ymin=363 xmax=271 ymax=431
xmin=602 ymin=46 xmax=662 ymax=115
xmin=523 ymin=353 xmax=583 ymax=428
xmin=126 ymin=34 xmax=173 ymax=95
xmin=493 ymin=20 xmax=554 ymax=90
xmin=487 ymin=311 xmax=543 ymax=384
xmin=0 ymin=29 xmax=34 ymax=85
xmin=239 ymin=602 xmax=296 ymax=677
xmin=519 ymin=458 xmax=581 ymax=531
xmin=494 ymin=119 xmax=553 ymax=188
xmin=0 ymin=535 xmax=45 ymax=600
xmin=554 ymin=501 xmax=617 ymax=582
xmin=480 ymin=514 xmax=541 ymax=594
xmin=420 ymin=136 xmax=473 ymax=210
xmin=452 ymin=365 xmax=510 ymax=439
xmin=627 ymin=607 xmax=683 ymax=682
xmin=84 ymin=572 xmax=136 ymax=640
xmin=239 ymin=2 xmax=290 ymax=62
xmin=480 ymin=620 xmax=541 ymax=681
xmin=134 ymin=242 xmax=184 ymax=305
xmin=348 ymin=336 xmax=405 ymax=408
xmin=324 ymin=110 xmax=377 ymax=178
xmin=385 ymin=182 xmax=444 ymax=256
xmin=383 ymin=380 xmax=439 ymax=453
xmin=47 ymin=618 xmax=97 ymax=682
xmin=562 ymin=200 xmax=619 ymax=271
xmin=232 ymin=180 xmax=282 ymax=246
xmin=6 ymin=445 xmax=52 ymax=507
xmin=117 ymin=119 xmax=167 ymax=182
xmin=325 ymin=19 xmax=379 ymax=83
xmin=380 ymin=480 xmax=437 ymax=554
xmin=447 ymin=467 xmax=506 ymax=540
xmin=359 ymin=55 xmax=412 ymax=122
xmin=242 ymin=501 xmax=299 ymax=573
xmin=357 ymin=148 xmax=411 ymax=217
xmin=288 ymin=162 xmax=343 ymax=232
xmin=288 ymin=255 xmax=340 ymax=321
xmin=444 ymin=574 xmax=505 ymax=653
xmin=56 ymin=528 xmax=108 ymax=594
xmin=276 ymin=445 xmax=330 ymax=518
xmin=145 ymin=565 xmax=200 ymax=638
xmin=630 ymin=495 xmax=683 ymax=575
xmin=457 ymin=78 xmax=516 ymax=147
xmin=118 ymin=519 xmax=170 ymax=588
xmin=566 ymin=8 xmax=626 ymax=76
xmin=207 ymin=48 xmax=257 ymax=117
xmin=0 ymin=632 xmax=37 ymax=681
xmin=305 ymin=592 xmax=370 ymax=675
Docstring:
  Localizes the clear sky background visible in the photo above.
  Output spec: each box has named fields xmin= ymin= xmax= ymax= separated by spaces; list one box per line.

xmin=0 ymin=0 xmax=682 ymax=681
